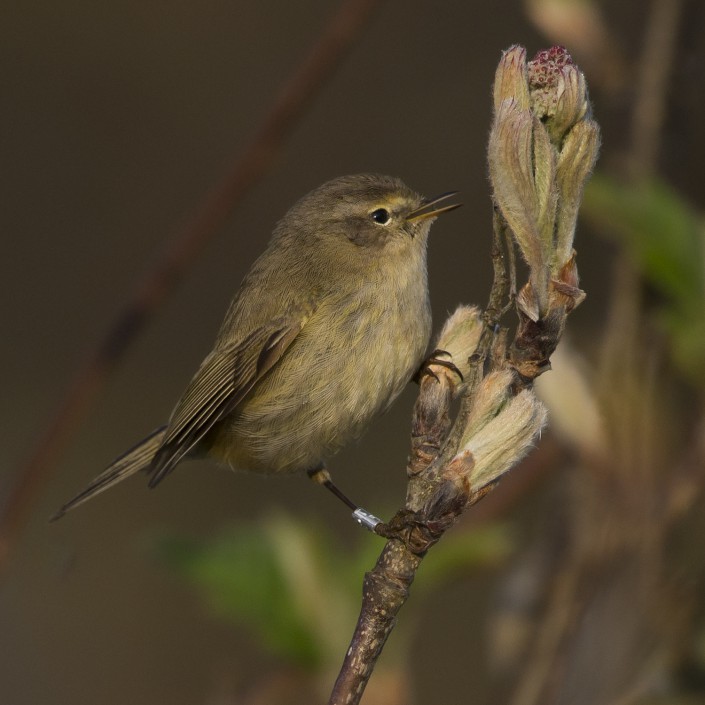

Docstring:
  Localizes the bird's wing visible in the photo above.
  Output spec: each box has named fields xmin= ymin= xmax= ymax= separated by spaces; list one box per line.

xmin=148 ymin=306 xmax=314 ymax=487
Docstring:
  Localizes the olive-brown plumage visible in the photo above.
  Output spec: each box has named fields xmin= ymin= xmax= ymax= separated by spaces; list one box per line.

xmin=53 ymin=174 xmax=459 ymax=519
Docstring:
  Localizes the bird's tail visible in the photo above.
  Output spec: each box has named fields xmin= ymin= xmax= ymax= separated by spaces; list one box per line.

xmin=50 ymin=426 xmax=167 ymax=521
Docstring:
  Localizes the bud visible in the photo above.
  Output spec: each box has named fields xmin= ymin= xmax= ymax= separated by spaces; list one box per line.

xmin=433 ymin=305 xmax=483 ymax=388
xmin=553 ymin=119 xmax=601 ymax=272
xmin=447 ymin=381 xmax=547 ymax=492
xmin=488 ymin=44 xmax=599 ymax=318
xmin=459 ymin=369 xmax=516 ymax=446
xmin=493 ymin=45 xmax=531 ymax=113
xmin=488 ymin=99 xmax=553 ymax=314
xmin=528 ymin=46 xmax=589 ymax=145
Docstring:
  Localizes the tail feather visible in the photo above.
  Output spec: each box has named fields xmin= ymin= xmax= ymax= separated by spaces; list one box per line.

xmin=50 ymin=426 xmax=167 ymax=521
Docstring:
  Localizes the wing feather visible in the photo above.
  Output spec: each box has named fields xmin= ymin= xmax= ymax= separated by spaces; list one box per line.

xmin=148 ymin=310 xmax=312 ymax=487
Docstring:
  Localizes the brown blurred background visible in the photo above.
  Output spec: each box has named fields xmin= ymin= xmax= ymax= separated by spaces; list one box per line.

xmin=2 ymin=1 xmax=704 ymax=704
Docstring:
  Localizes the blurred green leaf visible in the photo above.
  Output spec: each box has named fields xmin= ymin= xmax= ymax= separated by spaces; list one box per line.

xmin=154 ymin=527 xmax=321 ymax=667
xmin=152 ymin=514 xmax=511 ymax=671
xmin=583 ymin=174 xmax=705 ymax=384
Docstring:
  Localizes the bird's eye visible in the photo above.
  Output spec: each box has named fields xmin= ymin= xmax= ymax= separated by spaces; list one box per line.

xmin=370 ymin=208 xmax=391 ymax=225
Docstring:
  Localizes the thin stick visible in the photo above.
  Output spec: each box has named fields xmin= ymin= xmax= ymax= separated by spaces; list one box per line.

xmin=0 ymin=0 xmax=384 ymax=573
xmin=328 ymin=541 xmax=423 ymax=705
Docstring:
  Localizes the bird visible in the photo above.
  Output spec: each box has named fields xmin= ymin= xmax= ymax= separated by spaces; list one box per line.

xmin=52 ymin=174 xmax=460 ymax=521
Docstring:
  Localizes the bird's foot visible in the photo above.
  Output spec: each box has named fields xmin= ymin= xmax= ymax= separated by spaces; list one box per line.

xmin=308 ymin=465 xmax=383 ymax=531
xmin=373 ymin=508 xmax=446 ymax=555
xmin=414 ymin=348 xmax=464 ymax=384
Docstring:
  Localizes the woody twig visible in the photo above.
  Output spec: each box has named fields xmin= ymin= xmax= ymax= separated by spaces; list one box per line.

xmin=328 ymin=44 xmax=599 ymax=705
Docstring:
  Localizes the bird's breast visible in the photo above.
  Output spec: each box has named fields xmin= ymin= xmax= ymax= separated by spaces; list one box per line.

xmin=211 ymin=264 xmax=431 ymax=474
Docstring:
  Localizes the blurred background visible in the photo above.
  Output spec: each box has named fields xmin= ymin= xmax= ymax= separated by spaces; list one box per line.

xmin=2 ymin=0 xmax=704 ymax=703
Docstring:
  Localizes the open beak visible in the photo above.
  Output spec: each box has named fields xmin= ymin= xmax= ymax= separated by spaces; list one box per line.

xmin=405 ymin=191 xmax=462 ymax=222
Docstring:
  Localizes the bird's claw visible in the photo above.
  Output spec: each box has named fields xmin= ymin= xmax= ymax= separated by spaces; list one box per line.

xmin=414 ymin=348 xmax=464 ymax=384
xmin=373 ymin=509 xmax=445 ymax=554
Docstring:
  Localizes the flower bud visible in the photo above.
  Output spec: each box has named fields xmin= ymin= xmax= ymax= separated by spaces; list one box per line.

xmin=449 ymin=383 xmax=547 ymax=492
xmin=493 ymin=45 xmax=531 ymax=113
xmin=489 ymin=44 xmax=599 ymax=317
xmin=433 ymin=305 xmax=483 ymax=387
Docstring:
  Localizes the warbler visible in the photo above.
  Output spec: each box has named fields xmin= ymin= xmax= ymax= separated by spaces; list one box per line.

xmin=53 ymin=174 xmax=460 ymax=521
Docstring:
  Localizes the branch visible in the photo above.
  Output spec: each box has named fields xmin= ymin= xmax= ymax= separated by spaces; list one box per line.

xmin=0 ymin=0 xmax=385 ymax=574
xmin=328 ymin=45 xmax=600 ymax=705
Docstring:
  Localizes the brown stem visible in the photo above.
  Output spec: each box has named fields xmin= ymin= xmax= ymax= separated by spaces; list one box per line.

xmin=328 ymin=541 xmax=423 ymax=705
xmin=0 ymin=0 xmax=385 ymax=575
xmin=328 ymin=337 xmax=461 ymax=705
xmin=488 ymin=207 xmax=515 ymax=323
xmin=327 ymin=185 xmax=530 ymax=705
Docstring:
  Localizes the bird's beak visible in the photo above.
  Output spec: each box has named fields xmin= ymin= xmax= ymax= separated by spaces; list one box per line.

xmin=405 ymin=191 xmax=462 ymax=222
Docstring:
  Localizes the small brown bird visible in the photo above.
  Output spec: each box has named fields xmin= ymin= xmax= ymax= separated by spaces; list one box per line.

xmin=53 ymin=174 xmax=460 ymax=521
